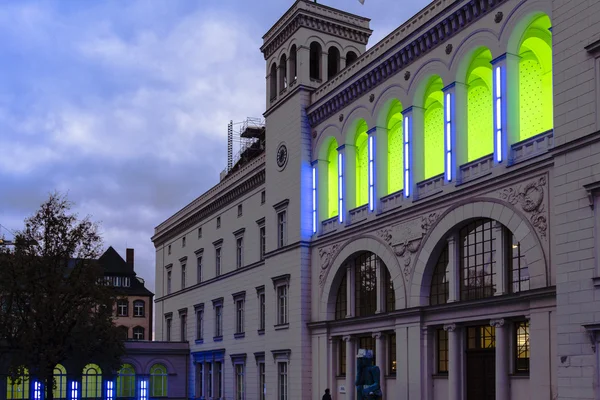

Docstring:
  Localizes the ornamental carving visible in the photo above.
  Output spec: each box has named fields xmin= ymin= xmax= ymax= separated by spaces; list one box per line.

xmin=369 ymin=93 xmax=375 ymax=103
xmin=445 ymin=44 xmax=453 ymax=55
xmin=393 ymin=238 xmax=422 ymax=279
xmin=498 ymin=176 xmax=548 ymax=239
xmin=494 ymin=11 xmax=503 ymax=23
xmin=376 ymin=228 xmax=393 ymax=246
xmin=421 ymin=212 xmax=439 ymax=233
xmin=319 ymin=243 xmax=340 ymax=288
xmin=404 ymin=71 xmax=411 ymax=81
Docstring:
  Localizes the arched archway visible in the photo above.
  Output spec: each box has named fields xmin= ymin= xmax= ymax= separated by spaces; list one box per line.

xmin=422 ymin=75 xmax=445 ymax=179
xmin=465 ymin=47 xmax=494 ymax=161
xmin=328 ymin=46 xmax=340 ymax=79
xmin=269 ymin=62 xmax=277 ymax=100
xmin=319 ymin=235 xmax=406 ymax=321
xmin=409 ymin=200 xmax=547 ymax=308
xmin=310 ymin=42 xmax=322 ymax=81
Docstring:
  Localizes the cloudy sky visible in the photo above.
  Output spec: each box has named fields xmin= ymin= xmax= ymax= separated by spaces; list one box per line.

xmin=0 ymin=0 xmax=429 ymax=293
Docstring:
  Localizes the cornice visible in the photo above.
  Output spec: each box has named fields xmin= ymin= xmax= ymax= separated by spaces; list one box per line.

xmin=153 ymin=169 xmax=265 ymax=246
xmin=307 ymin=0 xmax=507 ymax=127
xmin=261 ymin=9 xmax=372 ymax=60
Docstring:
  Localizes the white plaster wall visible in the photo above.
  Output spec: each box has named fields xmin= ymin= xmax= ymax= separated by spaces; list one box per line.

xmin=432 ymin=377 xmax=448 ymax=400
xmin=510 ymin=378 xmax=530 ymax=400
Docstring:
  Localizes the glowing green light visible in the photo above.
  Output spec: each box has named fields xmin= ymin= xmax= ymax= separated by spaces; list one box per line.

xmin=387 ymin=100 xmax=403 ymax=194
xmin=355 ymin=120 xmax=369 ymax=207
xmin=423 ymin=76 xmax=444 ymax=179
xmin=466 ymin=48 xmax=493 ymax=161
xmin=327 ymin=139 xmax=339 ymax=219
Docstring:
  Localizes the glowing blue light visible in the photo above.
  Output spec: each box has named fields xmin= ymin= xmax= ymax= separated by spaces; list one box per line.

xmin=495 ymin=66 xmax=501 ymax=98
xmin=444 ymin=92 xmax=453 ymax=182
xmin=403 ymin=115 xmax=411 ymax=197
xmin=338 ymin=152 xmax=344 ymax=223
xmin=312 ymin=166 xmax=317 ymax=233
xmin=496 ymin=98 xmax=502 ymax=130
xmin=140 ymin=380 xmax=148 ymax=400
xmin=368 ymin=135 xmax=375 ymax=212
xmin=445 ymin=93 xmax=451 ymax=123
xmin=106 ymin=381 xmax=114 ymax=400
xmin=71 ymin=381 xmax=79 ymax=400
xmin=494 ymin=65 xmax=504 ymax=163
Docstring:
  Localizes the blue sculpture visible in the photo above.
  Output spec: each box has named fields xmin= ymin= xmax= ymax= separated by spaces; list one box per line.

xmin=355 ymin=349 xmax=382 ymax=399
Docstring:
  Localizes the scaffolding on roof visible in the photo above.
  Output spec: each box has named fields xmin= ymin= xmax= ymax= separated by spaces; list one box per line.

xmin=220 ymin=117 xmax=266 ymax=181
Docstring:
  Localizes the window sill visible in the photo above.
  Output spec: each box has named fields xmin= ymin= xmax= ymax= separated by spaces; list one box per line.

xmin=133 ymin=315 xmax=146 ymax=318
xmin=509 ymin=373 xmax=530 ymax=379
xmin=384 ymin=374 xmax=397 ymax=379
xmin=234 ymin=332 xmax=245 ymax=339
xmin=213 ymin=336 xmax=223 ymax=342
xmin=195 ymin=339 xmax=204 ymax=344
xmin=274 ymin=323 xmax=289 ymax=331
xmin=432 ymin=373 xmax=448 ymax=379
xmin=257 ymin=329 xmax=265 ymax=336
xmin=592 ymin=276 xmax=600 ymax=287
xmin=336 ymin=374 xmax=346 ymax=379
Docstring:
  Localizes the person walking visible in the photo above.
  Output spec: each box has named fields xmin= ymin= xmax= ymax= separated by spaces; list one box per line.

xmin=322 ymin=388 xmax=332 ymax=400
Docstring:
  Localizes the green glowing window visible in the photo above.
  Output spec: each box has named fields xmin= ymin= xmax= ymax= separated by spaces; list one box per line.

xmin=150 ymin=363 xmax=168 ymax=397
xmin=117 ymin=364 xmax=136 ymax=398
xmin=519 ymin=15 xmax=553 ymax=141
xmin=423 ymin=76 xmax=444 ymax=179
xmin=82 ymin=364 xmax=102 ymax=398
xmin=54 ymin=364 xmax=67 ymax=400
xmin=7 ymin=368 xmax=29 ymax=400
xmin=355 ymin=120 xmax=369 ymax=207
xmin=326 ymin=138 xmax=339 ymax=219
xmin=466 ymin=48 xmax=494 ymax=161
xmin=387 ymin=100 xmax=403 ymax=194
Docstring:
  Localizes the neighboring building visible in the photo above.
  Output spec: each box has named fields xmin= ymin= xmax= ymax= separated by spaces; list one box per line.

xmin=152 ymin=1 xmax=600 ymax=400
xmin=99 ymin=247 xmax=154 ymax=341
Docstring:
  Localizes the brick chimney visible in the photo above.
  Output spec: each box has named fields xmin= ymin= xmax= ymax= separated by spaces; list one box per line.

xmin=126 ymin=248 xmax=134 ymax=269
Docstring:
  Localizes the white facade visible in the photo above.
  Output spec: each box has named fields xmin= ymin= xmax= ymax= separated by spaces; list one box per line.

xmin=152 ymin=0 xmax=600 ymax=399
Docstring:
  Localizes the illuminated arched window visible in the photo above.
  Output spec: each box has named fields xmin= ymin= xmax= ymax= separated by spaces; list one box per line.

xmin=328 ymin=47 xmax=340 ymax=79
xmin=7 ymin=368 xmax=29 ymax=400
xmin=386 ymin=100 xmax=404 ymax=194
xmin=354 ymin=120 xmax=369 ymax=207
xmin=518 ymin=15 xmax=553 ymax=141
xmin=149 ymin=364 xmax=168 ymax=398
xmin=326 ymin=138 xmax=339 ymax=219
xmin=423 ymin=76 xmax=445 ymax=179
xmin=54 ymin=364 xmax=67 ymax=400
xmin=310 ymin=42 xmax=322 ymax=81
xmin=117 ymin=364 xmax=136 ymax=398
xmin=430 ymin=244 xmax=450 ymax=305
xmin=460 ymin=219 xmax=496 ymax=301
xmin=335 ymin=272 xmax=347 ymax=320
xmin=269 ymin=63 xmax=277 ymax=101
xmin=279 ymin=54 xmax=288 ymax=91
xmin=346 ymin=51 xmax=358 ymax=66
xmin=466 ymin=48 xmax=494 ymax=161
xmin=82 ymin=364 xmax=102 ymax=399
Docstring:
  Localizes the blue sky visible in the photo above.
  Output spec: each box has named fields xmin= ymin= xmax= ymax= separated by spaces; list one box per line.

xmin=0 ymin=0 xmax=430 ymax=293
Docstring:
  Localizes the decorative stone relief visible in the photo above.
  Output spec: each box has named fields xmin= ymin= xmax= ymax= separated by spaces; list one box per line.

xmin=404 ymin=71 xmax=411 ymax=81
xmin=498 ymin=176 xmax=548 ymax=240
xmin=369 ymin=94 xmax=375 ymax=103
xmin=494 ymin=11 xmax=503 ymax=23
xmin=319 ymin=243 xmax=340 ymax=288
xmin=445 ymin=44 xmax=453 ymax=55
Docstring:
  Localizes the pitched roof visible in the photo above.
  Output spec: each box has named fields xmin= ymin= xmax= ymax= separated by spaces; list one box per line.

xmin=99 ymin=246 xmax=134 ymax=276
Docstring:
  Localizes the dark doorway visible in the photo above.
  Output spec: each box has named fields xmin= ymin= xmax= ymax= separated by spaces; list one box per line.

xmin=466 ymin=325 xmax=496 ymax=400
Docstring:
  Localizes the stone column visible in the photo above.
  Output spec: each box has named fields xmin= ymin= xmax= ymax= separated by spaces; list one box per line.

xmin=321 ymin=50 xmax=328 ymax=82
xmin=375 ymin=258 xmax=383 ymax=313
xmin=447 ymin=232 xmax=459 ymax=303
xmin=444 ymin=323 xmax=461 ymax=400
xmin=328 ymin=336 xmax=336 ymax=396
xmin=492 ymin=53 xmax=520 ymax=164
xmin=343 ymin=335 xmax=356 ymax=400
xmin=347 ymin=265 xmax=355 ymax=318
xmin=373 ymin=332 xmax=385 ymax=374
xmin=491 ymin=318 xmax=509 ymax=400
xmin=493 ymin=222 xmax=507 ymax=296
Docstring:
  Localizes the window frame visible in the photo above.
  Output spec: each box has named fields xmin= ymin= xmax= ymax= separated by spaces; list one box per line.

xmin=165 ymin=264 xmax=173 ymax=295
xmin=117 ymin=300 xmax=129 ymax=317
xmin=230 ymin=354 xmax=247 ymax=400
xmin=233 ymin=291 xmax=246 ymax=338
xmin=277 ymin=362 xmax=288 ymax=400
xmin=213 ymin=239 xmax=223 ymax=277
xmin=388 ymin=333 xmax=397 ymax=376
xmin=194 ymin=303 xmax=204 ymax=342
xmin=133 ymin=300 xmax=145 ymax=317
xmin=234 ymin=228 xmax=245 ymax=270
xmin=257 ymin=285 xmax=266 ymax=334
xmin=514 ymin=320 xmax=530 ymax=375
xmin=165 ymin=313 xmax=172 ymax=342
xmin=272 ymin=274 xmax=290 ymax=328
xmin=195 ymin=249 xmax=204 ymax=284
xmin=179 ymin=308 xmax=188 ymax=342
xmin=133 ymin=326 xmax=145 ymax=341
xmin=212 ymin=297 xmax=224 ymax=341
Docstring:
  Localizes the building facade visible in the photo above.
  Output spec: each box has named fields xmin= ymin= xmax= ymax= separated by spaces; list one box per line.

xmin=152 ymin=0 xmax=600 ymax=399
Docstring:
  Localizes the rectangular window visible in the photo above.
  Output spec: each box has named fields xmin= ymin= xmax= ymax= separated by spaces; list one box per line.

xmin=206 ymin=363 xmax=212 ymax=398
xmin=166 ymin=317 xmax=172 ymax=342
xmin=460 ymin=220 xmax=496 ymax=301
xmin=260 ymin=226 xmax=266 ymax=261
xmin=277 ymin=211 xmax=287 ymax=248
xmin=278 ymin=362 xmax=288 ymax=400
xmin=277 ymin=285 xmax=288 ymax=325
xmin=196 ymin=309 xmax=204 ymax=341
xmin=261 ymin=190 xmax=266 ymax=204
xmin=215 ymin=247 xmax=222 ymax=276
xmin=215 ymin=305 xmax=223 ymax=337
xmin=510 ymin=238 xmax=530 ymax=293
xmin=238 ymin=204 xmax=243 ymax=217
xmin=389 ymin=333 xmax=397 ymax=375
xmin=182 ymin=236 xmax=186 ymax=248
xmin=259 ymin=362 xmax=266 ymax=400
xmin=167 ymin=270 xmax=172 ymax=295
xmin=259 ymin=292 xmax=266 ymax=331
xmin=335 ymin=273 xmax=347 ymax=320
xmin=339 ymin=339 xmax=346 ymax=376
xmin=198 ymin=227 xmax=202 ymax=238
xmin=515 ymin=321 xmax=530 ymax=374
xmin=236 ymin=237 xmax=244 ymax=269
xmin=197 ymin=256 xmax=203 ymax=284
xmin=236 ymin=299 xmax=245 ymax=334
xmin=168 ymin=245 xmax=171 ymax=255
xmin=134 ymin=301 xmax=144 ymax=317
xmin=357 ymin=336 xmax=376 ymax=365
xmin=180 ymin=313 xmax=187 ymax=341
xmin=115 ymin=276 xmax=122 ymax=287
xmin=181 ymin=264 xmax=186 ymax=289
xmin=216 ymin=362 xmax=223 ymax=398
xmin=437 ymin=328 xmax=448 ymax=373
xmin=235 ymin=364 xmax=245 ymax=400
xmin=196 ymin=364 xmax=203 ymax=398
xmin=123 ymin=277 xmax=130 ymax=287
xmin=117 ymin=301 xmax=128 ymax=317
xmin=355 ymin=253 xmax=377 ymax=317
xmin=217 ymin=216 xmax=221 ymax=229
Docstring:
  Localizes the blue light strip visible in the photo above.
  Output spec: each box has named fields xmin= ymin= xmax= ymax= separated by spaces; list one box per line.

xmin=312 ymin=166 xmax=317 ymax=233
xmin=403 ymin=115 xmax=411 ymax=198
xmin=338 ymin=152 xmax=344 ymax=223
xmin=140 ymin=379 xmax=148 ymax=400
xmin=494 ymin=65 xmax=503 ymax=163
xmin=368 ymin=135 xmax=375 ymax=211
xmin=34 ymin=382 xmax=41 ymax=400
xmin=70 ymin=381 xmax=79 ymax=400
xmin=106 ymin=381 xmax=114 ymax=400
xmin=445 ymin=92 xmax=453 ymax=182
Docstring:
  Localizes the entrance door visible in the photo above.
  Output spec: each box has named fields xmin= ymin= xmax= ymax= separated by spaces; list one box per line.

xmin=466 ymin=325 xmax=496 ymax=400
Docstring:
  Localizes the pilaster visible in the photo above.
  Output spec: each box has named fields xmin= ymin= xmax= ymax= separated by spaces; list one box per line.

xmin=490 ymin=318 xmax=509 ymax=400
xmin=343 ymin=335 xmax=356 ymax=400
xmin=444 ymin=323 xmax=461 ymax=400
